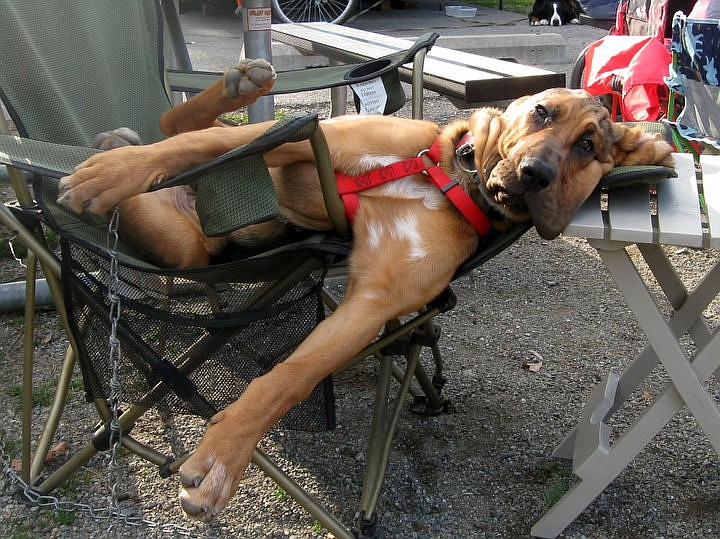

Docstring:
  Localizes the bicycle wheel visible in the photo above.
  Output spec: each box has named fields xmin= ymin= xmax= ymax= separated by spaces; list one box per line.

xmin=272 ymin=0 xmax=356 ymax=24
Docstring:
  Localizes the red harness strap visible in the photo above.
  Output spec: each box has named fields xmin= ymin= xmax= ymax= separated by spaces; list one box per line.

xmin=335 ymin=139 xmax=492 ymax=237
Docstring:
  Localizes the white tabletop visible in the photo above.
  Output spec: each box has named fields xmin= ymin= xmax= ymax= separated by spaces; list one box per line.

xmin=564 ymin=154 xmax=720 ymax=249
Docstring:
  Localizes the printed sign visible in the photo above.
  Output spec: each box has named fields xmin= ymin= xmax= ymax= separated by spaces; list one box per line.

xmin=351 ymin=77 xmax=388 ymax=115
xmin=244 ymin=7 xmax=272 ymax=31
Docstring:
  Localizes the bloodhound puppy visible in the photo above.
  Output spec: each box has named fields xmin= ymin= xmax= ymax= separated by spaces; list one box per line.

xmin=57 ymin=59 xmax=673 ymax=519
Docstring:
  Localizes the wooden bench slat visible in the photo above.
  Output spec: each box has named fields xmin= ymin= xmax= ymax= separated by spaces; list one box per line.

xmin=607 ymin=184 xmax=654 ymax=244
xmin=657 ymin=152 xmax=702 ymax=247
xmin=271 ymin=22 xmax=565 ymax=107
xmin=700 ymin=154 xmax=720 ymax=248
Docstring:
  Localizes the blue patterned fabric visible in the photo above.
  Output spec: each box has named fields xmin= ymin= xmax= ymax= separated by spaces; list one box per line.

xmin=666 ymin=12 xmax=720 ymax=148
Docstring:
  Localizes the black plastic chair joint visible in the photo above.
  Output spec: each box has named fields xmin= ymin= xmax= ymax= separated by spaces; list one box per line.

xmin=428 ymin=287 xmax=457 ymax=313
xmin=91 ymin=411 xmax=135 ymax=452
xmin=5 ymin=199 xmax=43 ymax=229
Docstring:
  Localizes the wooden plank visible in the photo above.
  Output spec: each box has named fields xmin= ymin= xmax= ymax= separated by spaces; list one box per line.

xmin=606 ymin=184 xmax=654 ymax=244
xmin=657 ymin=152 xmax=702 ymax=248
xmin=271 ymin=23 xmax=565 ymax=105
xmin=273 ymin=23 xmax=559 ymax=77
xmin=701 ymin=154 xmax=720 ymax=248
xmin=563 ymin=190 xmax=605 ymax=239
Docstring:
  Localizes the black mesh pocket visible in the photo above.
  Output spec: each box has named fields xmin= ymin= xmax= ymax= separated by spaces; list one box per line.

xmin=61 ymin=236 xmax=336 ymax=432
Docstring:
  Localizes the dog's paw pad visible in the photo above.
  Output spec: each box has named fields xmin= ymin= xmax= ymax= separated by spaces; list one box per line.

xmin=223 ymin=59 xmax=276 ymax=98
xmin=92 ymin=127 xmax=142 ymax=150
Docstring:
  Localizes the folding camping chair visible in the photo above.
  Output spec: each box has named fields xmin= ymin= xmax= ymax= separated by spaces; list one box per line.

xmin=0 ymin=1 xmax=531 ymax=537
xmin=665 ymin=11 xmax=720 ymax=151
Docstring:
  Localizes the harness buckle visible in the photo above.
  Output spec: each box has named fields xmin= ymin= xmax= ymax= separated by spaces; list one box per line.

xmin=454 ymin=141 xmax=477 ymax=174
xmin=417 ymin=148 xmax=432 ymax=176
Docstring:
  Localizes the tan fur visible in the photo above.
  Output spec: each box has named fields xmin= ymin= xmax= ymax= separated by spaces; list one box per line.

xmin=56 ymin=64 xmax=674 ymax=520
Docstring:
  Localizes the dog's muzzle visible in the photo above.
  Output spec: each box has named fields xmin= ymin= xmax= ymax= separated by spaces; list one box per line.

xmin=519 ymin=156 xmax=555 ymax=192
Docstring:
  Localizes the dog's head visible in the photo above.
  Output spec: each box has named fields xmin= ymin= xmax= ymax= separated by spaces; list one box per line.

xmin=442 ymin=88 xmax=674 ymax=239
xmin=529 ymin=0 xmax=579 ymax=25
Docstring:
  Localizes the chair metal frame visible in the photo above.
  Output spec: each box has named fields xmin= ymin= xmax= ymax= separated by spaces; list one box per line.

xmin=0 ymin=2 xmax=478 ymax=537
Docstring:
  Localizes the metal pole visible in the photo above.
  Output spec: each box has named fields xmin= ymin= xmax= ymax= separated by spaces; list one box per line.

xmin=241 ymin=0 xmax=275 ymax=122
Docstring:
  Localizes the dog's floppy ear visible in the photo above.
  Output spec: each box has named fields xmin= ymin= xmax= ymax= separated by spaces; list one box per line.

xmin=608 ymin=123 xmax=675 ymax=168
xmin=468 ymin=107 xmax=506 ymax=176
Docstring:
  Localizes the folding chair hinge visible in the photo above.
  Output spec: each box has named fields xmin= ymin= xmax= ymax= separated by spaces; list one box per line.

xmin=379 ymin=334 xmax=410 ymax=356
xmin=429 ymin=287 xmax=457 ymax=313
xmin=409 ymin=323 xmax=441 ymax=348
xmin=5 ymin=200 xmax=43 ymax=229
xmin=410 ymin=373 xmax=450 ymax=417
xmin=91 ymin=411 xmax=135 ymax=451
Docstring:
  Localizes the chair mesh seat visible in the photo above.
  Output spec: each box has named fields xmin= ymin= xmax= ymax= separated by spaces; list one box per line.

xmin=36 ymin=177 xmax=337 ymax=431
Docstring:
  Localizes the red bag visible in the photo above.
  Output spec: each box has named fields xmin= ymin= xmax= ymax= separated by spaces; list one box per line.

xmin=582 ymin=35 xmax=671 ymax=120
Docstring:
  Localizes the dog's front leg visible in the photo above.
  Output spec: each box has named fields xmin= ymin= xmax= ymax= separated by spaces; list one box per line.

xmin=177 ymin=200 xmax=477 ymax=520
xmin=57 ymin=120 xmax=309 ymax=215
xmin=177 ymin=295 xmax=392 ymax=520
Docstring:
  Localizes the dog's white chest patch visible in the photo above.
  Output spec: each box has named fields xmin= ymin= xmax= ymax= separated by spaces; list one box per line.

xmin=366 ymin=214 xmax=427 ymax=261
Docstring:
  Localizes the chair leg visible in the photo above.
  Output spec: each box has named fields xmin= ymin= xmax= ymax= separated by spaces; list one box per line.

xmin=21 ymin=251 xmax=38 ymax=484
xmin=29 ymin=346 xmax=78 ymax=481
xmin=251 ymin=449 xmax=356 ymax=539
xmin=357 ymin=344 xmax=423 ymax=536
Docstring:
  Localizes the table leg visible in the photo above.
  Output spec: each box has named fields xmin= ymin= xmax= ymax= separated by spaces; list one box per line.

xmin=599 ymin=245 xmax=720 ymax=452
xmin=532 ymin=242 xmax=720 ymax=537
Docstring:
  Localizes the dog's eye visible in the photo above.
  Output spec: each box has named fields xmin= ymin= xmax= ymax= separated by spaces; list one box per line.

xmin=577 ymin=137 xmax=594 ymax=154
xmin=534 ymin=104 xmax=549 ymax=121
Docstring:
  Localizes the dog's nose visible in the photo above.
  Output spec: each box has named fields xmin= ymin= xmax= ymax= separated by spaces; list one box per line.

xmin=519 ymin=156 xmax=555 ymax=191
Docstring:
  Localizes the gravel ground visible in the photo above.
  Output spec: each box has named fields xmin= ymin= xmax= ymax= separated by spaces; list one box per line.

xmin=3 ymin=5 xmax=720 ymax=539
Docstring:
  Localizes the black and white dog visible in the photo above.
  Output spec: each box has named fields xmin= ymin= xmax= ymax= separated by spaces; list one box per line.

xmin=528 ymin=0 xmax=581 ymax=25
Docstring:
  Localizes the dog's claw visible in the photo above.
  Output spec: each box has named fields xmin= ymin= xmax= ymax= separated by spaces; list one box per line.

xmin=179 ymin=491 xmax=214 ymax=521
xmin=179 ymin=471 xmax=203 ymax=489
xmin=223 ymin=58 xmax=276 ymax=98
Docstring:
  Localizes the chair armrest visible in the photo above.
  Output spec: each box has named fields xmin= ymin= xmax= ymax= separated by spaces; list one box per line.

xmin=167 ymin=70 xmax=221 ymax=94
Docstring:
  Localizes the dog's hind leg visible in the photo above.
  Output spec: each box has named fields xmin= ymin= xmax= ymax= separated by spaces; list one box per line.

xmin=159 ymin=59 xmax=276 ymax=136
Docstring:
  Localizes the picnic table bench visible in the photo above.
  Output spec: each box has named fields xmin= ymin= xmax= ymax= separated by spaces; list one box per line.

xmin=271 ymin=22 xmax=566 ymax=109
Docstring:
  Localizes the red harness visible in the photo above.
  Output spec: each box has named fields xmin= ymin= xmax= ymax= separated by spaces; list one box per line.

xmin=334 ymin=137 xmax=492 ymax=237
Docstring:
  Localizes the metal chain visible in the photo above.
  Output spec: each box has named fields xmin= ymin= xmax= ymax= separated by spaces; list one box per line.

xmin=0 ymin=205 xmax=194 ymax=536
xmin=0 ymin=432 xmax=194 ymax=535
xmin=105 ymin=205 xmax=124 ymax=532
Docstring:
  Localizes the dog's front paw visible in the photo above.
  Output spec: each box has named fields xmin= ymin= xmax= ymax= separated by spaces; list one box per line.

xmin=58 ymin=145 xmax=164 ymax=214
xmin=178 ymin=409 xmax=257 ymax=521
xmin=92 ymin=127 xmax=143 ymax=151
xmin=223 ymin=58 xmax=276 ymax=99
